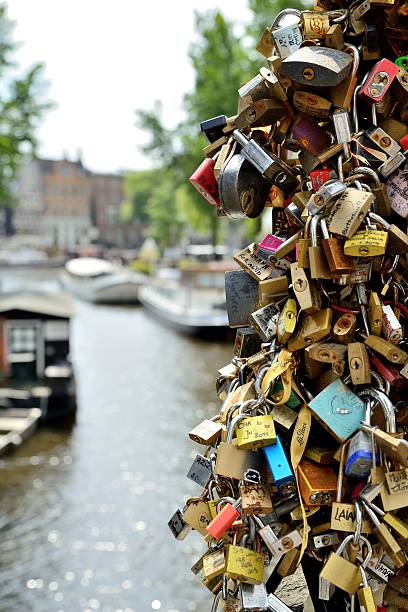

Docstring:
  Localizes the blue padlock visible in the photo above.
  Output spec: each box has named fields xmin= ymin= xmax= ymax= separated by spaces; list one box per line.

xmin=308 ymin=378 xmax=366 ymax=443
xmin=345 ymin=397 xmax=379 ymax=478
xmin=263 ymin=435 xmax=295 ymax=494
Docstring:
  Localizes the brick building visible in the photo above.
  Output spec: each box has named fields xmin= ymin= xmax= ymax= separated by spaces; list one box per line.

xmin=12 ymin=157 xmax=144 ymax=251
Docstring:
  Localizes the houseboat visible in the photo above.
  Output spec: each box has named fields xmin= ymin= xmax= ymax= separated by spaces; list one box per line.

xmin=139 ymin=260 xmax=234 ymax=336
xmin=0 ymin=291 xmax=76 ymax=423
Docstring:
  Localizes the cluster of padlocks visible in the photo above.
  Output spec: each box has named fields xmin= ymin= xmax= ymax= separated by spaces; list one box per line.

xmin=169 ymin=2 xmax=408 ymax=611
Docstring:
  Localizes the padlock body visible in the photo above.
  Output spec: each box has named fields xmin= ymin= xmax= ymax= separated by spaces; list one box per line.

xmin=206 ymin=503 xmax=240 ymax=540
xmin=320 ymin=552 xmax=362 ymax=594
xmin=322 ymin=237 xmax=355 ymax=273
xmin=189 ymin=158 xmax=220 ymax=206
xmin=345 ymin=431 xmax=377 ymax=478
xmin=226 ymin=544 xmax=264 ymax=584
xmin=263 ymin=435 xmax=294 ymax=493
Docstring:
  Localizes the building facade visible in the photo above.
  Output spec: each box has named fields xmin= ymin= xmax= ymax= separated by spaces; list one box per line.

xmin=12 ymin=157 xmax=144 ymax=251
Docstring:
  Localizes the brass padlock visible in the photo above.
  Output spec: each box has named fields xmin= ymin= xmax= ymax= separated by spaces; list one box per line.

xmin=344 ymin=230 xmax=388 ymax=257
xmin=333 ymin=312 xmax=357 ymax=345
xmin=348 ymin=342 xmax=371 ymax=385
xmin=320 ymin=217 xmax=355 ymax=273
xmin=308 ymin=341 xmax=347 ymax=363
xmin=239 ymin=482 xmax=273 ymax=515
xmin=296 ymin=215 xmax=311 ymax=269
xmin=368 ymin=292 xmax=383 ymax=336
xmin=308 ymin=215 xmax=336 ymax=280
xmin=301 ymin=11 xmax=330 ymax=39
xmin=287 ymin=308 xmax=332 ymax=352
xmin=363 ymin=334 xmax=408 ymax=365
xmin=225 ymin=543 xmax=264 ymax=585
xmin=236 ymin=414 xmax=277 ymax=450
xmin=290 ymin=262 xmax=322 ymax=313
xmin=320 ymin=534 xmax=368 ymax=594
xmin=298 ymin=458 xmax=337 ymax=505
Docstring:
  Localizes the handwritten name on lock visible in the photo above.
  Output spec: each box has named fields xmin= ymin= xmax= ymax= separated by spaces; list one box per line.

xmin=386 ymin=468 xmax=408 ymax=495
xmin=236 ymin=415 xmax=276 ymax=448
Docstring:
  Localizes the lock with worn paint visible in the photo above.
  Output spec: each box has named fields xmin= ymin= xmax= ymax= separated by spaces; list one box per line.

xmin=359 ymin=58 xmax=400 ymax=104
xmin=298 ymin=458 xmax=338 ymax=505
xmin=225 ymin=270 xmax=259 ymax=328
xmin=333 ymin=312 xmax=357 ymax=345
xmin=321 ymin=216 xmax=355 ymax=273
xmin=187 ymin=454 xmax=212 ymax=487
xmin=240 ymin=481 xmax=273 ymax=516
xmin=234 ymin=327 xmax=262 ymax=359
xmin=225 ymin=543 xmax=264 ymax=584
xmin=287 ymin=308 xmax=332 ymax=352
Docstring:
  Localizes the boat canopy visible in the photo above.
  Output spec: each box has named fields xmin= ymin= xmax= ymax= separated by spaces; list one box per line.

xmin=66 ymin=257 xmax=114 ymax=278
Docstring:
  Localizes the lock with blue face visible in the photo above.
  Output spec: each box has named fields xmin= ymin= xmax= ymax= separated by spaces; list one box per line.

xmin=263 ymin=435 xmax=295 ymax=494
xmin=308 ymin=379 xmax=366 ymax=443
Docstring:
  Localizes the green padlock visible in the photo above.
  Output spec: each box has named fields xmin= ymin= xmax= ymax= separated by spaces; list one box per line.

xmin=395 ymin=56 xmax=408 ymax=70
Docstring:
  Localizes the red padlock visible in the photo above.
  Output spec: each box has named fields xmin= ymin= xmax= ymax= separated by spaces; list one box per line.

xmin=189 ymin=158 xmax=220 ymax=206
xmin=310 ymin=168 xmax=336 ymax=192
xmin=359 ymin=59 xmax=399 ymax=104
xmin=206 ymin=500 xmax=241 ymax=540
xmin=400 ymin=133 xmax=408 ymax=151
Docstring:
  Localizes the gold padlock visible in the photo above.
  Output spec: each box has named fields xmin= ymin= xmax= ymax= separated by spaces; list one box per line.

xmin=277 ymin=298 xmax=297 ymax=343
xmin=325 ymin=188 xmax=373 ymax=238
xmin=320 ymin=534 xmax=366 ymax=594
xmin=344 ymin=230 xmax=388 ymax=257
xmin=236 ymin=415 xmax=276 ymax=450
xmin=290 ymin=262 xmax=322 ymax=313
xmin=368 ymin=292 xmax=382 ymax=336
xmin=225 ymin=543 xmax=264 ymax=585
xmin=288 ymin=308 xmax=332 ymax=352
xmin=348 ymin=342 xmax=371 ymax=385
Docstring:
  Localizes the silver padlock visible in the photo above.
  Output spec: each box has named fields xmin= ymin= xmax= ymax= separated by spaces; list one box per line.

xmin=240 ymin=582 xmax=269 ymax=611
xmin=281 ymin=46 xmax=353 ymax=87
xmin=186 ymin=454 xmax=212 ymax=487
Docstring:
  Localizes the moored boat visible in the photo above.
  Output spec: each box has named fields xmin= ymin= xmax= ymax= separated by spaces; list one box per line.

xmin=62 ymin=257 xmax=145 ymax=304
xmin=138 ymin=261 xmax=234 ymax=336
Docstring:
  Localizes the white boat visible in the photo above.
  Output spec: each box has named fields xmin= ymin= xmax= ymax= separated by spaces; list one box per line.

xmin=62 ymin=257 xmax=145 ymax=304
xmin=138 ymin=262 xmax=231 ymax=335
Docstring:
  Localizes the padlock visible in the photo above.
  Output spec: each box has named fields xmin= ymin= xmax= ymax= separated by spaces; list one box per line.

xmin=187 ymin=454 xmax=212 ymax=487
xmin=281 ymin=45 xmax=353 ymax=87
xmin=345 ymin=399 xmax=376 ymax=478
xmin=276 ymin=298 xmax=297 ymax=344
xmin=361 ymin=500 xmax=407 ymax=568
xmin=215 ymin=416 xmax=263 ymax=481
xmin=296 ymin=215 xmax=311 ymax=268
xmin=183 ymin=498 xmax=214 ymax=535
xmin=348 ymin=342 xmax=371 ymax=385
xmin=225 ymin=270 xmax=259 ymax=328
xmin=352 ymin=166 xmax=392 ymax=218
xmin=206 ymin=498 xmax=241 ymax=540
xmin=249 ymin=303 xmax=279 ymax=342
xmin=330 ymin=44 xmax=360 ymax=109
xmin=189 ymin=157 xmax=220 ymax=206
xmin=382 ymin=304 xmax=402 ymax=344
xmin=325 ymin=23 xmax=344 ymax=50
xmin=320 ymin=534 xmax=370 ymax=594
xmin=301 ymin=10 xmax=330 ymax=39
xmin=359 ymin=58 xmax=400 ymax=104
xmin=297 ymin=458 xmax=338 ymax=505
xmin=234 ymin=244 xmax=275 ymax=282
xmin=239 ymin=582 xmax=268 ymax=611
xmin=290 ymin=263 xmax=322 ymax=314
xmin=290 ymin=115 xmax=331 ymax=156
xmin=258 ymin=277 xmax=289 ymax=307
xmin=225 ymin=543 xmax=264 ymax=585
xmin=218 ymin=151 xmax=270 ymax=219
xmin=321 ymin=216 xmax=355 ymax=273
xmin=200 ymin=115 xmax=228 ymax=143
xmin=234 ymin=328 xmax=262 ymax=359
xmin=369 ymin=212 xmax=408 ymax=254
xmin=365 ymin=125 xmax=401 ymax=159
xmin=307 ymin=179 xmax=347 ymax=216
xmin=263 ymin=435 xmax=295 ymax=494
xmin=203 ymin=548 xmax=226 ymax=580
xmin=257 ymin=233 xmax=295 ymax=264
xmin=233 ymin=130 xmax=299 ymax=197
xmin=357 ymin=565 xmax=377 ymax=612
xmin=344 ymin=230 xmax=388 ymax=257
xmin=168 ymin=509 xmax=192 ymax=540
xmin=325 ymin=187 xmax=373 ymax=238
xmin=234 ymin=99 xmax=287 ymax=131
xmin=307 ymin=341 xmax=347 ymax=363
xmin=362 ymin=23 xmax=380 ymax=61
xmin=189 ymin=419 xmax=223 ymax=446
xmin=308 ymin=378 xmax=366 ymax=442
xmin=287 ymin=308 xmax=332 ymax=351
xmin=271 ymin=19 xmax=302 ymax=59
xmin=363 ymin=334 xmax=408 ymax=364
xmin=293 ymin=91 xmax=331 ymax=120
xmin=364 ymin=498 xmax=408 ymax=540
xmin=368 ymin=292 xmax=383 ymax=336
xmin=308 ymin=215 xmax=336 ymax=280
xmin=333 ymin=312 xmax=357 ymax=345
xmin=236 ymin=415 xmax=276 ymax=450
xmin=386 ymin=168 xmax=408 ymax=218
xmin=240 ymin=481 xmax=273 ymax=516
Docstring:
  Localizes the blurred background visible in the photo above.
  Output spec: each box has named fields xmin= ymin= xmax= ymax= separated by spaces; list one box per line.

xmin=0 ymin=2 xmax=306 ymax=611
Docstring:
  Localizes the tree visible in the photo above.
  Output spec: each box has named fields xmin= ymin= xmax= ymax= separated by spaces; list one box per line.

xmin=0 ymin=4 xmax=50 ymax=208
xmin=119 ymin=169 xmax=157 ymax=224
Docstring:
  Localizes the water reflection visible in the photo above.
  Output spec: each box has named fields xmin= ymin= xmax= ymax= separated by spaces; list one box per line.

xmin=0 ymin=272 xmax=232 ymax=612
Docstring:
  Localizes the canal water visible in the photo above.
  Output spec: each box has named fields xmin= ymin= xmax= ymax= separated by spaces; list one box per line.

xmin=0 ymin=269 xmax=307 ymax=612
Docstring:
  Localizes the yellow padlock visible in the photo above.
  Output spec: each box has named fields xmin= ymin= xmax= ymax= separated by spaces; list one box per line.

xmin=344 ymin=230 xmax=388 ymax=257
xmin=225 ymin=544 xmax=264 ymax=585
xmin=236 ymin=414 xmax=276 ymax=450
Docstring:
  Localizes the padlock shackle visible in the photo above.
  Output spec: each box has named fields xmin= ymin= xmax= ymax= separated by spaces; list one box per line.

xmin=358 ymin=388 xmax=396 ymax=433
xmin=271 ymin=8 xmax=301 ymax=30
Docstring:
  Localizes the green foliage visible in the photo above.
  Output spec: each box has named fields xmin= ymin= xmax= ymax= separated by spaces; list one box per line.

xmin=146 ymin=171 xmax=184 ymax=249
xmin=120 ymin=169 xmax=157 ymax=224
xmin=0 ymin=4 xmax=50 ymax=206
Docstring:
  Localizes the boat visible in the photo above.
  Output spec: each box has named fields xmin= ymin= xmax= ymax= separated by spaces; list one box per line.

xmin=0 ymin=407 xmax=41 ymax=456
xmin=0 ymin=291 xmax=76 ymax=423
xmin=62 ymin=257 xmax=145 ymax=304
xmin=138 ymin=261 xmax=234 ymax=335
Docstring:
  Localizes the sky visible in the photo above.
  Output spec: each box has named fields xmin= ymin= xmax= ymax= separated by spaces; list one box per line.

xmin=7 ymin=0 xmax=250 ymax=174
